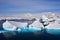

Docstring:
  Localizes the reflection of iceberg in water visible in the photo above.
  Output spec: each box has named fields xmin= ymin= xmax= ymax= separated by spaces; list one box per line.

xmin=2 ymin=31 xmax=16 ymax=38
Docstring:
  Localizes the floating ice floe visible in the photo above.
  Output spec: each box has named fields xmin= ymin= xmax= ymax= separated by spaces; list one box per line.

xmin=3 ymin=21 xmax=28 ymax=31
xmin=29 ymin=18 xmax=44 ymax=30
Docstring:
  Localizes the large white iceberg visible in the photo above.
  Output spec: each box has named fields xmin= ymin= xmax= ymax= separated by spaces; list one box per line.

xmin=29 ymin=19 xmax=44 ymax=30
xmin=3 ymin=21 xmax=17 ymax=31
xmin=3 ymin=21 xmax=28 ymax=31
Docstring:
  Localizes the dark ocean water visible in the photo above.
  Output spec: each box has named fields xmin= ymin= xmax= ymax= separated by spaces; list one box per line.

xmin=0 ymin=29 xmax=60 ymax=40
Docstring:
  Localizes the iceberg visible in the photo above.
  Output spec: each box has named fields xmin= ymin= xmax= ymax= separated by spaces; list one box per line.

xmin=29 ymin=19 xmax=44 ymax=30
xmin=45 ymin=21 xmax=60 ymax=34
xmin=3 ymin=21 xmax=17 ymax=31
xmin=46 ymin=21 xmax=60 ymax=29
xmin=3 ymin=21 xmax=28 ymax=31
xmin=8 ymin=21 xmax=28 ymax=29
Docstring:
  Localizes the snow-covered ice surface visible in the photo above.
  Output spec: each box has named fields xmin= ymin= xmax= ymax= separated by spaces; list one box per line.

xmin=8 ymin=21 xmax=28 ymax=29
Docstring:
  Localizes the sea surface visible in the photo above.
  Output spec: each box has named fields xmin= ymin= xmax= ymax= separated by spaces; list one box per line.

xmin=46 ymin=29 xmax=60 ymax=34
xmin=0 ymin=29 xmax=60 ymax=40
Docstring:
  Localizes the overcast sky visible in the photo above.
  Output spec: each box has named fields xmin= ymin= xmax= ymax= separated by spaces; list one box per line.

xmin=0 ymin=0 xmax=60 ymax=15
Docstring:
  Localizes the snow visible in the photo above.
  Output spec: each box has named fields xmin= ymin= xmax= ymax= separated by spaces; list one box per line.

xmin=8 ymin=21 xmax=28 ymax=29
